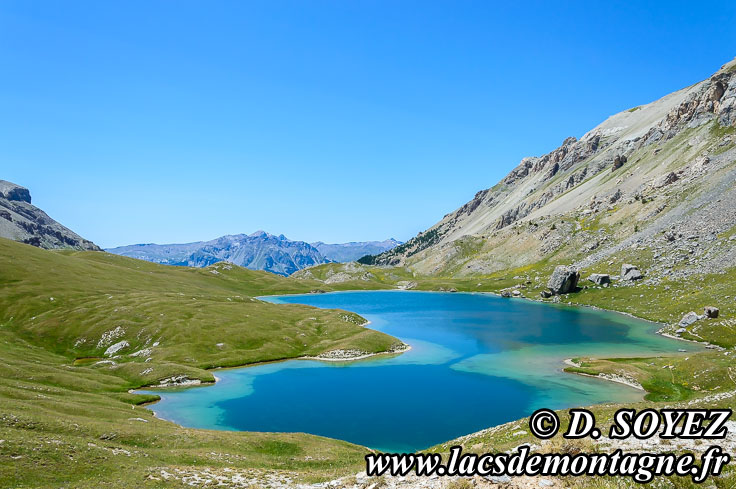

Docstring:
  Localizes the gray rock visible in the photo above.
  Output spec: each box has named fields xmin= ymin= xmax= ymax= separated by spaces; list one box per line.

xmin=609 ymin=189 xmax=622 ymax=203
xmin=679 ymin=311 xmax=701 ymax=327
xmin=547 ymin=265 xmax=580 ymax=295
xmin=652 ymin=172 xmax=679 ymax=188
xmin=0 ymin=180 xmax=31 ymax=203
xmin=488 ymin=475 xmax=512 ymax=484
xmin=512 ymin=289 xmax=521 ymax=297
xmin=540 ymin=290 xmax=552 ymax=298
xmin=612 ymin=154 xmax=627 ymax=171
xmin=501 ymin=290 xmax=512 ymax=298
xmin=588 ymin=273 xmax=611 ymax=286
xmin=704 ymin=306 xmax=720 ymax=318
xmin=621 ymin=264 xmax=643 ymax=281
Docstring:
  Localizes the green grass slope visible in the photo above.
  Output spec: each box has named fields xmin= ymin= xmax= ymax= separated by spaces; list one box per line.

xmin=0 ymin=239 xmax=401 ymax=375
xmin=0 ymin=238 xmax=403 ymax=488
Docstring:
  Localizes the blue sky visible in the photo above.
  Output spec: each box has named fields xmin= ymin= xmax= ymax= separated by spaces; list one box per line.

xmin=2 ymin=1 xmax=735 ymax=248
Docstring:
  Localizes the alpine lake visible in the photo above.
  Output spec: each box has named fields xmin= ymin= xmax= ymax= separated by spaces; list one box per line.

xmin=140 ymin=291 xmax=691 ymax=452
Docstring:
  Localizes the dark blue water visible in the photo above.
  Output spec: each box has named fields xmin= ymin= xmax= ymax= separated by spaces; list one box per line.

xmin=142 ymin=291 xmax=688 ymax=452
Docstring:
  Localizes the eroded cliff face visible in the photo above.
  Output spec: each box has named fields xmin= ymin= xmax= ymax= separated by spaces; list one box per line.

xmin=0 ymin=180 xmax=101 ymax=251
xmin=371 ymin=59 xmax=736 ymax=280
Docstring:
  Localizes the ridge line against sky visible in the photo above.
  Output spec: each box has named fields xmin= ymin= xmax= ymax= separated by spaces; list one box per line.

xmin=2 ymin=1 xmax=735 ymax=248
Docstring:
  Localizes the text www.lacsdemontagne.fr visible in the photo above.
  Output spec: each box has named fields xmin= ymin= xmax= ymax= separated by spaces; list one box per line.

xmin=365 ymin=445 xmax=730 ymax=484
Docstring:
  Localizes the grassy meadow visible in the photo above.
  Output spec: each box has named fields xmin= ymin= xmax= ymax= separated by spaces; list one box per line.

xmin=2 ymin=235 xmax=736 ymax=488
xmin=0 ymin=238 xmax=402 ymax=487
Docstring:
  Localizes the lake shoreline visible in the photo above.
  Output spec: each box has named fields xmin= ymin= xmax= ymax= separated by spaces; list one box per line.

xmin=267 ymin=287 xmax=712 ymax=350
xmin=134 ymin=319 xmax=410 ymax=395
xmin=137 ymin=344 xmax=414 ymax=425
xmin=563 ymin=358 xmax=645 ymax=391
xmin=138 ymin=289 xmax=691 ymax=449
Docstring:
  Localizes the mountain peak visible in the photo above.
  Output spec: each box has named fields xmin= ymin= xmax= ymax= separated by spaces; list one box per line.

xmin=108 ymin=231 xmax=326 ymax=276
xmin=718 ymin=57 xmax=736 ymax=74
xmin=0 ymin=179 xmax=100 ymax=251
xmin=370 ymin=58 xmax=736 ymax=271
xmin=0 ymin=180 xmax=32 ymax=204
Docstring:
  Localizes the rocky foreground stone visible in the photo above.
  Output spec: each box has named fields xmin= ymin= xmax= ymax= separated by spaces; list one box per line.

xmin=547 ymin=265 xmax=580 ymax=295
xmin=588 ymin=273 xmax=611 ymax=286
xmin=620 ymin=264 xmax=643 ymax=281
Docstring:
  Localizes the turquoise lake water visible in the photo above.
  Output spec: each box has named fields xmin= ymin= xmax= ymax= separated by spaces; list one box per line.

xmin=142 ymin=291 xmax=691 ymax=452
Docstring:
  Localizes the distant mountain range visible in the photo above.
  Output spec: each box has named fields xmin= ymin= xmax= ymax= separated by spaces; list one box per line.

xmin=0 ymin=179 xmax=400 ymax=276
xmin=0 ymin=180 xmax=100 ymax=251
xmin=311 ymin=239 xmax=401 ymax=263
xmin=107 ymin=233 xmax=401 ymax=276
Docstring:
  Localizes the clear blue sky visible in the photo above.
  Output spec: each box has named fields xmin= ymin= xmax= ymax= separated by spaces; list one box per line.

xmin=2 ymin=1 xmax=735 ymax=248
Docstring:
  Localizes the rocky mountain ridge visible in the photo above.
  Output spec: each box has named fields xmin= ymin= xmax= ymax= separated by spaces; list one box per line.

xmin=110 ymin=233 xmax=400 ymax=276
xmin=366 ymin=58 xmax=736 ymax=285
xmin=107 ymin=231 xmax=327 ymax=276
xmin=0 ymin=180 xmax=100 ymax=251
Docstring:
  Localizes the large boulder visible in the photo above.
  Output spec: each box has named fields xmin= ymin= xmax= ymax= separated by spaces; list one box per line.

xmin=621 ymin=264 xmax=643 ymax=281
xmin=588 ymin=273 xmax=611 ymax=286
xmin=679 ymin=311 xmax=703 ymax=327
xmin=704 ymin=306 xmax=720 ymax=319
xmin=547 ymin=266 xmax=580 ymax=295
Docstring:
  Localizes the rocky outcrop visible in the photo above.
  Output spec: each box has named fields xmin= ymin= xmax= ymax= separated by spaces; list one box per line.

xmin=704 ymin=306 xmax=720 ymax=319
xmin=679 ymin=311 xmax=703 ymax=327
xmin=652 ymin=172 xmax=679 ymax=188
xmin=657 ymin=70 xmax=736 ymax=135
xmin=620 ymin=264 xmax=643 ymax=281
xmin=547 ymin=266 xmax=580 ymax=295
xmin=0 ymin=181 xmax=32 ymax=203
xmin=588 ymin=273 xmax=611 ymax=286
xmin=611 ymin=154 xmax=627 ymax=171
xmin=0 ymin=180 xmax=100 ymax=251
